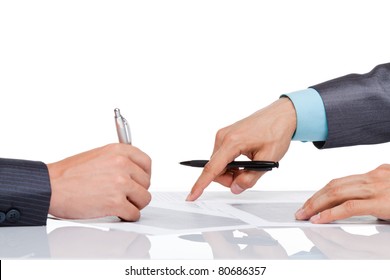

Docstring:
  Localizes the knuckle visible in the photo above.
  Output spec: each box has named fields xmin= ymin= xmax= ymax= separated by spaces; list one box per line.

xmin=118 ymin=205 xmax=141 ymax=222
xmin=237 ymin=175 xmax=255 ymax=189
xmin=113 ymin=174 xmax=129 ymax=187
xmin=303 ymin=200 xmax=314 ymax=213
xmin=378 ymin=163 xmax=390 ymax=170
xmin=371 ymin=164 xmax=390 ymax=177
xmin=320 ymin=209 xmax=331 ymax=221
xmin=215 ymin=128 xmax=228 ymax=142
xmin=360 ymin=185 xmax=375 ymax=197
xmin=137 ymin=173 xmax=151 ymax=189
xmin=224 ymin=132 xmax=240 ymax=147
xmin=343 ymin=200 xmax=357 ymax=214
xmin=127 ymin=209 xmax=141 ymax=222
xmin=137 ymin=174 xmax=151 ymax=190
xmin=140 ymin=192 xmax=152 ymax=209
xmin=113 ymin=155 xmax=130 ymax=169
xmin=104 ymin=143 xmax=120 ymax=152
xmin=327 ymin=185 xmax=343 ymax=198
xmin=145 ymin=154 xmax=152 ymax=166
xmin=107 ymin=194 xmax=125 ymax=210
xmin=326 ymin=179 xmax=339 ymax=189
xmin=145 ymin=178 xmax=151 ymax=189
xmin=203 ymin=162 xmax=219 ymax=178
xmin=143 ymin=154 xmax=152 ymax=173
xmin=146 ymin=191 xmax=152 ymax=205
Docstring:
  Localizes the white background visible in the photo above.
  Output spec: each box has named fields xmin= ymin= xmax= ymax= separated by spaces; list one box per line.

xmin=1 ymin=2 xmax=390 ymax=279
xmin=1 ymin=0 xmax=389 ymax=195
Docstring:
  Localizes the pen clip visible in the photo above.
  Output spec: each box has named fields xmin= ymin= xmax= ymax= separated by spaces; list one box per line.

xmin=122 ymin=117 xmax=132 ymax=144
xmin=227 ymin=161 xmax=278 ymax=171
xmin=114 ymin=108 xmax=132 ymax=144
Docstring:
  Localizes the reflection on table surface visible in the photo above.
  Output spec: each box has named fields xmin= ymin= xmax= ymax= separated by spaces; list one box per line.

xmin=1 ymin=224 xmax=390 ymax=259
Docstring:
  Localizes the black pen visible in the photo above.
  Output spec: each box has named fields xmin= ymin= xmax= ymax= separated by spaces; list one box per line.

xmin=180 ymin=160 xmax=279 ymax=171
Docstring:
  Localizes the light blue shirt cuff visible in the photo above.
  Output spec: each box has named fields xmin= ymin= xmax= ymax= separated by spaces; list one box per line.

xmin=281 ymin=88 xmax=328 ymax=141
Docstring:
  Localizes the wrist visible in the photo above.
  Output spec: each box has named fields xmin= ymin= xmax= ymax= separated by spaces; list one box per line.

xmin=277 ymin=97 xmax=297 ymax=138
xmin=46 ymin=162 xmax=62 ymax=216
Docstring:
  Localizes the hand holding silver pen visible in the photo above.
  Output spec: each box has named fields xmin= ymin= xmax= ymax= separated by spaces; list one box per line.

xmin=45 ymin=108 xmax=151 ymax=222
xmin=114 ymin=108 xmax=132 ymax=144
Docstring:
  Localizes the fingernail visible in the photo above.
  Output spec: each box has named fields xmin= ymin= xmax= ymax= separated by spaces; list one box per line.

xmin=295 ymin=208 xmax=306 ymax=219
xmin=186 ymin=192 xmax=195 ymax=201
xmin=186 ymin=189 xmax=201 ymax=201
xmin=231 ymin=183 xmax=244 ymax=194
xmin=310 ymin=213 xmax=321 ymax=224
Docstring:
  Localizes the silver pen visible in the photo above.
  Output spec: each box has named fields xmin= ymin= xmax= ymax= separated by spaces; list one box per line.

xmin=114 ymin=108 xmax=132 ymax=144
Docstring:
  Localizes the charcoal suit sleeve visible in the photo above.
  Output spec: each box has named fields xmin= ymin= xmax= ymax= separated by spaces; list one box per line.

xmin=310 ymin=63 xmax=390 ymax=149
xmin=0 ymin=158 xmax=51 ymax=226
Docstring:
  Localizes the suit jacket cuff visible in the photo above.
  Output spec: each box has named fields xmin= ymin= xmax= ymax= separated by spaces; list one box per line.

xmin=311 ymin=63 xmax=390 ymax=149
xmin=0 ymin=158 xmax=51 ymax=226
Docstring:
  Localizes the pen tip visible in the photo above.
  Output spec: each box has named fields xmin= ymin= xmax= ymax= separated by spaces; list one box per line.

xmin=114 ymin=108 xmax=121 ymax=117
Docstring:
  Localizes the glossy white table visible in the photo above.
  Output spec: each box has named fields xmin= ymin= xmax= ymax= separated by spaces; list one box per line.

xmin=1 ymin=191 xmax=389 ymax=259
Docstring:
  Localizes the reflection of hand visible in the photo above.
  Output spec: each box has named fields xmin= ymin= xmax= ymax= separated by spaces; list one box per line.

xmin=187 ymin=98 xmax=296 ymax=201
xmin=202 ymin=229 xmax=288 ymax=259
xmin=301 ymin=227 xmax=390 ymax=259
xmin=47 ymin=144 xmax=152 ymax=221
xmin=48 ymin=227 xmax=151 ymax=258
xmin=296 ymin=164 xmax=390 ymax=223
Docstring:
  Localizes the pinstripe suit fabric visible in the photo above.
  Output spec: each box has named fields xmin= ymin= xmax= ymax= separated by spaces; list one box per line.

xmin=0 ymin=158 xmax=51 ymax=226
xmin=311 ymin=63 xmax=390 ymax=149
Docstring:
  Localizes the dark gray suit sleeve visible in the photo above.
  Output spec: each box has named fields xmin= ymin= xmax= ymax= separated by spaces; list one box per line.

xmin=310 ymin=63 xmax=390 ymax=149
xmin=0 ymin=158 xmax=51 ymax=226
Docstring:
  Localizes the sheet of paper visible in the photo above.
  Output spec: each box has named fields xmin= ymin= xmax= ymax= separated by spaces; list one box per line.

xmin=59 ymin=191 xmax=387 ymax=235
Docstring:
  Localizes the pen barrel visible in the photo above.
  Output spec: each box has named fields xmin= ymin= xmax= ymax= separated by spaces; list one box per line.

xmin=115 ymin=118 xmax=131 ymax=144
xmin=180 ymin=160 xmax=278 ymax=171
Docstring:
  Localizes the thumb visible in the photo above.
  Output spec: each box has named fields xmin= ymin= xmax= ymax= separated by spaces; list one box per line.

xmin=230 ymin=171 xmax=265 ymax=194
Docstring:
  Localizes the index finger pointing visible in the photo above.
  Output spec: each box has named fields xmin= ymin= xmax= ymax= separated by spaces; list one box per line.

xmin=186 ymin=149 xmax=236 ymax=201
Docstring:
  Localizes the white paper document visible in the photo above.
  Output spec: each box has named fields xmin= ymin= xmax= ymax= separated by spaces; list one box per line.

xmin=61 ymin=191 xmax=386 ymax=235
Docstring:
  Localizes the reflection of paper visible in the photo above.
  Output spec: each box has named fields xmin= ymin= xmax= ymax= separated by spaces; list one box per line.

xmin=106 ymin=206 xmax=249 ymax=235
xmin=66 ymin=191 xmax=388 ymax=235
xmin=136 ymin=207 xmax=241 ymax=229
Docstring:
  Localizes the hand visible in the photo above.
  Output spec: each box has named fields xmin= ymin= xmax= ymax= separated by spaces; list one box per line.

xmin=47 ymin=143 xmax=152 ymax=221
xmin=201 ymin=229 xmax=288 ymax=259
xmin=301 ymin=227 xmax=390 ymax=259
xmin=295 ymin=164 xmax=390 ymax=223
xmin=187 ymin=98 xmax=296 ymax=201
